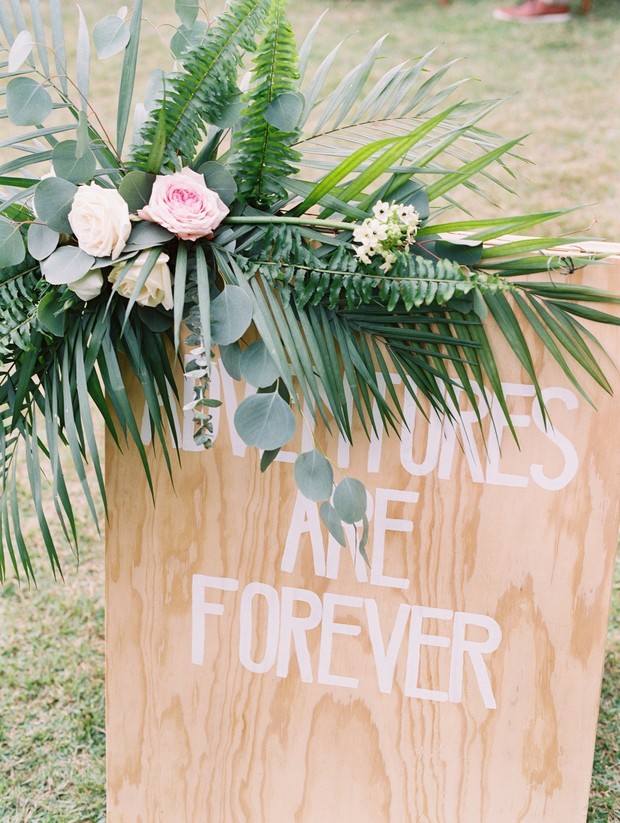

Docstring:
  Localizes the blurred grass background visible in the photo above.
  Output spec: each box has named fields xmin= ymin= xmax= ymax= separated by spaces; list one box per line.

xmin=1 ymin=0 xmax=619 ymax=819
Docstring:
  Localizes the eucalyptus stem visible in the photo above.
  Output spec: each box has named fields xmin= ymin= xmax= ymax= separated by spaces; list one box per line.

xmin=225 ymin=215 xmax=355 ymax=232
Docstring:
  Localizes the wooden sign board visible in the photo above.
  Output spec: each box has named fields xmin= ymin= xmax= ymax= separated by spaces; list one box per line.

xmin=106 ymin=259 xmax=620 ymax=822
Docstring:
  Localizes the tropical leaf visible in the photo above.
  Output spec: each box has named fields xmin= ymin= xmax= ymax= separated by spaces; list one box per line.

xmin=131 ymin=0 xmax=271 ymax=169
xmin=227 ymin=0 xmax=301 ymax=206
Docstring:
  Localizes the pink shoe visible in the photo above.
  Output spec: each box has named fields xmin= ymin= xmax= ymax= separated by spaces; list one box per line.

xmin=493 ymin=0 xmax=571 ymax=21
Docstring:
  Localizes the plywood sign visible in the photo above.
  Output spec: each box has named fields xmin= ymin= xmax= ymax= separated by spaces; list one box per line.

xmin=106 ymin=259 xmax=620 ymax=823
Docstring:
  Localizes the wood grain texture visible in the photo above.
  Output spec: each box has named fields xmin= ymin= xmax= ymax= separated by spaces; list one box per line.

xmin=106 ymin=259 xmax=620 ymax=823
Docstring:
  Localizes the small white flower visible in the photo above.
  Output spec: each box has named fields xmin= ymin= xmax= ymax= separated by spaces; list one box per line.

xmin=372 ymin=201 xmax=390 ymax=219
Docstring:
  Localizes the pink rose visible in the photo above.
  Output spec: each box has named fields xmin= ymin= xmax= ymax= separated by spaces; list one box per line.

xmin=137 ymin=168 xmax=229 ymax=241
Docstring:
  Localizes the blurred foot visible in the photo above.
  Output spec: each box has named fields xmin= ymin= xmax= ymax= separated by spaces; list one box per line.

xmin=493 ymin=0 xmax=572 ymax=21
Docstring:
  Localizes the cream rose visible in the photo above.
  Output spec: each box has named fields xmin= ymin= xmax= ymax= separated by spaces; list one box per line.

xmin=67 ymin=270 xmax=104 ymax=302
xmin=108 ymin=250 xmax=173 ymax=310
xmin=68 ymin=183 xmax=131 ymax=260
xmin=137 ymin=168 xmax=229 ymax=241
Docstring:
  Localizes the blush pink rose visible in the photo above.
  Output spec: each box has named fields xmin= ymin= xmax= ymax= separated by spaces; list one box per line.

xmin=137 ymin=168 xmax=229 ymax=241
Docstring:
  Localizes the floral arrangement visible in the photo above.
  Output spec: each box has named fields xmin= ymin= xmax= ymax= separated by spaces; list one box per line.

xmin=1 ymin=0 xmax=618 ymax=580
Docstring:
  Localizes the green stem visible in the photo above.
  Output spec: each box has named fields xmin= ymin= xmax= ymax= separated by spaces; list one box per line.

xmin=225 ymin=215 xmax=355 ymax=232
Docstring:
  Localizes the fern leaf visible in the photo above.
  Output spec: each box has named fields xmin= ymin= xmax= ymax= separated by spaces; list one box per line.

xmin=227 ymin=0 xmax=301 ymax=206
xmin=131 ymin=0 xmax=271 ymax=169
xmin=0 ymin=254 xmax=43 ymax=357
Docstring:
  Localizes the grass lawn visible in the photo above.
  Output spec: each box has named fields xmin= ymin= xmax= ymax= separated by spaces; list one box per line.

xmin=1 ymin=0 xmax=619 ymax=820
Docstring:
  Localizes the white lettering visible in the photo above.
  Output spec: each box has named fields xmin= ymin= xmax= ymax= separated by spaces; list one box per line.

xmin=370 ymin=488 xmax=418 ymax=590
xmin=277 ymin=586 xmax=322 ymax=682
xmin=449 ymin=611 xmax=502 ymax=709
xmin=318 ymin=593 xmax=363 ymax=688
xmin=191 ymin=574 xmax=239 ymax=665
xmin=239 ymin=582 xmax=279 ymax=673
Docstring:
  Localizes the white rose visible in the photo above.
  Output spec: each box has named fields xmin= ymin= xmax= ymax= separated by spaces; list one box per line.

xmin=67 ymin=270 xmax=104 ymax=302
xmin=108 ymin=250 xmax=173 ymax=310
xmin=68 ymin=183 xmax=131 ymax=260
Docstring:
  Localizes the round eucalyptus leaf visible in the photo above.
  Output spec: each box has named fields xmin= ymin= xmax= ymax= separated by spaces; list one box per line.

xmin=124 ymin=220 xmax=173 ymax=250
xmin=93 ymin=14 xmax=130 ymax=59
xmin=175 ymin=0 xmax=199 ymax=28
xmin=34 ymin=177 xmax=77 ymax=233
xmin=41 ymin=246 xmax=95 ymax=284
xmin=219 ymin=342 xmax=242 ymax=380
xmin=294 ymin=450 xmax=334 ymax=502
xmin=8 ymin=30 xmax=33 ymax=72
xmin=239 ymin=340 xmax=280 ymax=388
xmin=7 ymin=76 xmax=53 ymax=126
xmin=119 ymin=171 xmax=155 ymax=212
xmin=197 ymin=162 xmax=238 ymax=206
xmin=234 ymin=392 xmax=296 ymax=451
xmin=210 ymin=285 xmax=253 ymax=345
xmin=52 ymin=140 xmax=97 ymax=184
xmin=319 ymin=501 xmax=346 ymax=547
xmin=209 ymin=99 xmax=243 ymax=129
xmin=27 ymin=222 xmax=59 ymax=261
xmin=264 ymin=91 xmax=304 ymax=132
xmin=332 ymin=477 xmax=367 ymax=524
xmin=37 ymin=291 xmax=67 ymax=337
xmin=0 ymin=218 xmax=26 ymax=267
xmin=170 ymin=21 xmax=208 ymax=58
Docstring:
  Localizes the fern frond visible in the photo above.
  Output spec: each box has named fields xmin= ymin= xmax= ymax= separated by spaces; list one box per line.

xmin=131 ymin=0 xmax=271 ymax=169
xmin=244 ymin=224 xmax=481 ymax=312
xmin=0 ymin=253 xmax=44 ymax=357
xmin=227 ymin=0 xmax=301 ymax=206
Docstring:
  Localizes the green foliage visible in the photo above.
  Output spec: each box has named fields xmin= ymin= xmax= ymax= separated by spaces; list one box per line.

xmin=1 ymin=0 xmax=620 ymax=579
xmin=227 ymin=0 xmax=302 ymax=206
xmin=0 ymin=254 xmax=42 ymax=357
xmin=131 ymin=0 xmax=272 ymax=169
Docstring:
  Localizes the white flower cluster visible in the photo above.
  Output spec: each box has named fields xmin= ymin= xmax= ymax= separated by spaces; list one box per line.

xmin=352 ymin=201 xmax=421 ymax=272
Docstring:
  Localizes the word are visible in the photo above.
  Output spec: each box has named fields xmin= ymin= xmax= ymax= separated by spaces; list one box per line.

xmin=192 ymin=575 xmax=502 ymax=709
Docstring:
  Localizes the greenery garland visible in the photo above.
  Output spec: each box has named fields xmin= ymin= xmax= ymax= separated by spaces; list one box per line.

xmin=0 ymin=0 xmax=618 ymax=580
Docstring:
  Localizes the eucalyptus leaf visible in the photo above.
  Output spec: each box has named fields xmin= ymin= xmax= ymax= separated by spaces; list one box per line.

xmin=211 ymin=286 xmax=253 ymax=345
xmin=264 ymin=91 xmax=304 ymax=132
xmin=6 ymin=77 xmax=53 ymax=126
xmin=234 ymin=392 xmax=296 ymax=451
xmin=52 ymin=140 xmax=97 ymax=184
xmin=294 ymin=450 xmax=334 ymax=502
xmin=8 ymin=30 xmax=33 ymax=72
xmin=0 ymin=218 xmax=26 ymax=267
xmin=27 ymin=223 xmax=59 ymax=261
xmin=33 ymin=177 xmax=77 ymax=233
xmin=219 ymin=342 xmax=242 ymax=380
xmin=175 ymin=0 xmax=199 ymax=28
xmin=239 ymin=339 xmax=280 ymax=388
xmin=40 ymin=246 xmax=95 ymax=284
xmin=118 ymin=171 xmax=155 ymax=211
xmin=332 ymin=477 xmax=367 ymax=524
xmin=37 ymin=291 xmax=67 ymax=336
xmin=198 ymin=162 xmax=238 ymax=206
xmin=125 ymin=220 xmax=173 ymax=250
xmin=209 ymin=99 xmax=243 ymax=129
xmin=93 ymin=14 xmax=130 ymax=59
xmin=170 ymin=21 xmax=208 ymax=59
xmin=319 ymin=501 xmax=346 ymax=546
